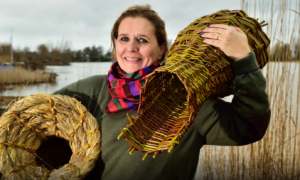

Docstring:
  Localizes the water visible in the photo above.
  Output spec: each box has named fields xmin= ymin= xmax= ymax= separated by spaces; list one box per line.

xmin=0 ymin=62 xmax=112 ymax=96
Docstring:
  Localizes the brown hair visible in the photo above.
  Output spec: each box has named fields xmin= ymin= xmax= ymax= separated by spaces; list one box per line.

xmin=110 ymin=4 xmax=168 ymax=62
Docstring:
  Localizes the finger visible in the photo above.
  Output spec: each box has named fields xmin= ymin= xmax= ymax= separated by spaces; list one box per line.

xmin=201 ymin=32 xmax=220 ymax=40
xmin=203 ymin=38 xmax=221 ymax=48
xmin=202 ymin=27 xmax=226 ymax=34
xmin=208 ymin=24 xmax=230 ymax=29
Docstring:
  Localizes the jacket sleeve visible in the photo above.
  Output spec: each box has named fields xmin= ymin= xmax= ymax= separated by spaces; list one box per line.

xmin=52 ymin=78 xmax=93 ymax=110
xmin=52 ymin=75 xmax=108 ymax=118
xmin=194 ymin=51 xmax=271 ymax=146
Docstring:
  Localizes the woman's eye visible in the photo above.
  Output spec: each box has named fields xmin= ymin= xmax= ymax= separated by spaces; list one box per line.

xmin=120 ymin=37 xmax=129 ymax=41
xmin=139 ymin=38 xmax=148 ymax=43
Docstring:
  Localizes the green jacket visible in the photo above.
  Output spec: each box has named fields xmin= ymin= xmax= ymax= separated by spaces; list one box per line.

xmin=53 ymin=51 xmax=270 ymax=180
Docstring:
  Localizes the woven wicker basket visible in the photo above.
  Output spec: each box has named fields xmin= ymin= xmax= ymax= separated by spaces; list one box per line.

xmin=118 ymin=10 xmax=270 ymax=160
xmin=0 ymin=93 xmax=101 ymax=179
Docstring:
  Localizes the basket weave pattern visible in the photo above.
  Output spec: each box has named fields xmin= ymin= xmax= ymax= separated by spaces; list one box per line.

xmin=0 ymin=93 xmax=101 ymax=179
xmin=118 ymin=10 xmax=270 ymax=160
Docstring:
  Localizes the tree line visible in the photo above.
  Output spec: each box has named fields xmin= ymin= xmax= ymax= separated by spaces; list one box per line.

xmin=0 ymin=43 xmax=112 ymax=70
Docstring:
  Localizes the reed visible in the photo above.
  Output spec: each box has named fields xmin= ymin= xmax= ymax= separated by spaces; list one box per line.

xmin=0 ymin=67 xmax=56 ymax=87
xmin=198 ymin=0 xmax=300 ymax=179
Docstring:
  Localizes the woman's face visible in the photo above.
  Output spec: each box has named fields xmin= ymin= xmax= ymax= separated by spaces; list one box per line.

xmin=116 ymin=17 xmax=166 ymax=73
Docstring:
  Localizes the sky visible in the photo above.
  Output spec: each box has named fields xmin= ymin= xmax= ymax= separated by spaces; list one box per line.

xmin=0 ymin=0 xmax=242 ymax=52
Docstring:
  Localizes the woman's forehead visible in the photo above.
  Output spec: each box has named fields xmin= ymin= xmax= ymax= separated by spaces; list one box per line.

xmin=118 ymin=17 xmax=155 ymax=36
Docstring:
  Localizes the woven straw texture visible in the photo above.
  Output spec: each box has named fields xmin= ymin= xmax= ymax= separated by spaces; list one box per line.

xmin=0 ymin=93 xmax=101 ymax=179
xmin=118 ymin=10 xmax=270 ymax=160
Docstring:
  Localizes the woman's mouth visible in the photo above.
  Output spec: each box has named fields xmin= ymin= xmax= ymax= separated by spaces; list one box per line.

xmin=125 ymin=57 xmax=142 ymax=63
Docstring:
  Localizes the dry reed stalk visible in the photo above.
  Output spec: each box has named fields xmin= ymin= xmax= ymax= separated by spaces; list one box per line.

xmin=0 ymin=93 xmax=101 ymax=179
xmin=118 ymin=9 xmax=270 ymax=160
xmin=197 ymin=0 xmax=300 ymax=179
xmin=0 ymin=67 xmax=54 ymax=85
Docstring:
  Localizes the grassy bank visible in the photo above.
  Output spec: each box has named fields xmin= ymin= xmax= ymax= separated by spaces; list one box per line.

xmin=0 ymin=67 xmax=56 ymax=91
xmin=0 ymin=96 xmax=18 ymax=115
xmin=0 ymin=96 xmax=17 ymax=106
xmin=0 ymin=55 xmax=10 ymax=64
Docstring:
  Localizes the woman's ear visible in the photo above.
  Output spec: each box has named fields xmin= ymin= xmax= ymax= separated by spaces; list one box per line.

xmin=160 ymin=43 xmax=167 ymax=56
xmin=158 ymin=43 xmax=168 ymax=64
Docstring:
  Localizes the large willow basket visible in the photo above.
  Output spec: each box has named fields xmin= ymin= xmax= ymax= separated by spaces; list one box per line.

xmin=118 ymin=10 xmax=270 ymax=160
xmin=0 ymin=93 xmax=101 ymax=179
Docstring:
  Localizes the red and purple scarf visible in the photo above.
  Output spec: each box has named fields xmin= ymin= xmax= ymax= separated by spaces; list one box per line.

xmin=104 ymin=61 xmax=160 ymax=114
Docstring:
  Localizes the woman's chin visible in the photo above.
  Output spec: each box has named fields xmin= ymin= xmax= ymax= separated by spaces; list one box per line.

xmin=125 ymin=59 xmax=143 ymax=64
xmin=120 ymin=60 xmax=149 ymax=73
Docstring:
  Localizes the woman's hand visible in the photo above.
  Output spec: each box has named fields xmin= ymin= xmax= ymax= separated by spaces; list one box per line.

xmin=201 ymin=24 xmax=251 ymax=61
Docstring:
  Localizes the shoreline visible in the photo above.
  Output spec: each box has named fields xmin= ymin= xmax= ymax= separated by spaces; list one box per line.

xmin=0 ymin=71 xmax=57 ymax=91
xmin=0 ymin=96 xmax=20 ymax=106
xmin=0 ymin=96 xmax=20 ymax=115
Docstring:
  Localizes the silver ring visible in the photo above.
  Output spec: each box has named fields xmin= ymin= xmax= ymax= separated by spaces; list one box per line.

xmin=216 ymin=33 xmax=220 ymax=40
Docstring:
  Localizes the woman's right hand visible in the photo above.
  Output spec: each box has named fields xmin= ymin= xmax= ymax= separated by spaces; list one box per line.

xmin=201 ymin=24 xmax=251 ymax=61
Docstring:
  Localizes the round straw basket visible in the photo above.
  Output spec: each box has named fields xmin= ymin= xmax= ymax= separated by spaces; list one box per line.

xmin=118 ymin=10 xmax=270 ymax=160
xmin=0 ymin=93 xmax=101 ymax=179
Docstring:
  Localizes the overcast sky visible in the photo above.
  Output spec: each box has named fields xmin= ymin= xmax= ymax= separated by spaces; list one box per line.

xmin=0 ymin=0 xmax=244 ymax=52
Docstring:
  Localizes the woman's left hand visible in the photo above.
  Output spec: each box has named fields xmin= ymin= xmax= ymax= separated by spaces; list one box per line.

xmin=201 ymin=24 xmax=251 ymax=61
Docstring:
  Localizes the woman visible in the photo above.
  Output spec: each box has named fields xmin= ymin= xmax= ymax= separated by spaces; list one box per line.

xmin=54 ymin=5 xmax=270 ymax=180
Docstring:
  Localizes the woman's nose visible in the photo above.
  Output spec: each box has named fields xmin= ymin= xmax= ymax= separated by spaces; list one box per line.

xmin=126 ymin=40 xmax=139 ymax=52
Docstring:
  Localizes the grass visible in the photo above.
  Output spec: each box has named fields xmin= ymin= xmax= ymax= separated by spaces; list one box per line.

xmin=197 ymin=0 xmax=300 ymax=179
xmin=0 ymin=67 xmax=56 ymax=90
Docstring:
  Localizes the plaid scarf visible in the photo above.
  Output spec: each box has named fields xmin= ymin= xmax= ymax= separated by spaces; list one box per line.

xmin=104 ymin=61 xmax=160 ymax=114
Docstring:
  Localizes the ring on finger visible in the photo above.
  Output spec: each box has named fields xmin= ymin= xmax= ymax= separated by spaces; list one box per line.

xmin=216 ymin=33 xmax=220 ymax=40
